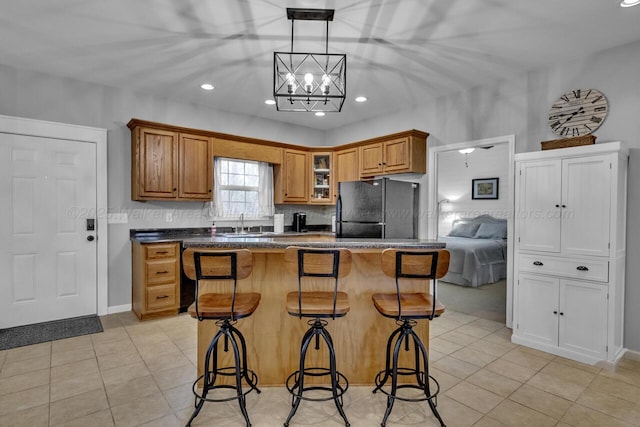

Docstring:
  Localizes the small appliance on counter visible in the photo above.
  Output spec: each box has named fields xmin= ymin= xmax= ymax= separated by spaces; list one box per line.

xmin=292 ymin=212 xmax=307 ymax=232
xmin=336 ymin=178 xmax=418 ymax=238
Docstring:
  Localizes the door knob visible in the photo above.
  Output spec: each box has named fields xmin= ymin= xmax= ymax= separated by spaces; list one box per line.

xmin=87 ymin=235 xmax=95 ymax=242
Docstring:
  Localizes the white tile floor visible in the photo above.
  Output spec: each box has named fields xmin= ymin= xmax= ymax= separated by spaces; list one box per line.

xmin=1 ymin=310 xmax=639 ymax=426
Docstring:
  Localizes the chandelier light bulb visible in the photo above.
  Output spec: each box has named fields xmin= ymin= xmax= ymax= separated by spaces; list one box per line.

xmin=304 ymin=73 xmax=314 ymax=94
xmin=321 ymin=74 xmax=331 ymax=95
xmin=286 ymin=73 xmax=296 ymax=94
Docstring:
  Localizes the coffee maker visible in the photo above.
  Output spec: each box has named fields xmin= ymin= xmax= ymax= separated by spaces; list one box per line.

xmin=292 ymin=212 xmax=307 ymax=232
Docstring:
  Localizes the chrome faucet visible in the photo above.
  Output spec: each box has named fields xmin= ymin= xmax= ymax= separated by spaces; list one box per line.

xmin=239 ymin=213 xmax=245 ymax=234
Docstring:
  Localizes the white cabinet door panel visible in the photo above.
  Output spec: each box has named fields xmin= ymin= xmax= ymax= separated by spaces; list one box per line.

xmin=559 ymin=280 xmax=608 ymax=359
xmin=517 ymin=274 xmax=558 ymax=347
xmin=561 ymin=156 xmax=611 ymax=257
xmin=518 ymin=161 xmax=561 ymax=253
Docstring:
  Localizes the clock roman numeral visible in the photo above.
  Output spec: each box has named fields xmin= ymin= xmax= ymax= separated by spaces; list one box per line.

xmin=550 ymin=121 xmax=562 ymax=130
xmin=594 ymin=106 xmax=607 ymax=112
xmin=585 ymin=124 xmax=593 ymax=132
xmin=572 ymin=128 xmax=580 ymax=136
xmin=561 ymin=95 xmax=570 ymax=103
xmin=573 ymin=89 xmax=581 ymax=99
xmin=584 ymin=89 xmax=592 ymax=99
xmin=591 ymin=116 xmax=602 ymax=123
xmin=591 ymin=95 xmax=603 ymax=104
xmin=560 ymin=127 xmax=569 ymax=136
xmin=549 ymin=115 xmax=560 ymax=121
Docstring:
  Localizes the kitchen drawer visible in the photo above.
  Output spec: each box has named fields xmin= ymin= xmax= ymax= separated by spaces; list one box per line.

xmin=146 ymin=259 xmax=178 ymax=284
xmin=146 ymin=244 xmax=178 ymax=259
xmin=518 ymin=254 xmax=608 ymax=283
xmin=146 ymin=284 xmax=177 ymax=310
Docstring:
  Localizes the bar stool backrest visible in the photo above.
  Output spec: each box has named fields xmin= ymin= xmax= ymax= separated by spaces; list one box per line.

xmin=284 ymin=246 xmax=352 ymax=319
xmin=182 ymin=248 xmax=253 ymax=321
xmin=380 ymin=248 xmax=450 ymax=320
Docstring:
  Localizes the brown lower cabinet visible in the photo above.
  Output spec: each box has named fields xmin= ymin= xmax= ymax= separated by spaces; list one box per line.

xmin=132 ymin=241 xmax=180 ymax=320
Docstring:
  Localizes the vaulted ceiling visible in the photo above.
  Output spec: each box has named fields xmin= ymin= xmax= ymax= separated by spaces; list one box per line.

xmin=1 ymin=0 xmax=638 ymax=130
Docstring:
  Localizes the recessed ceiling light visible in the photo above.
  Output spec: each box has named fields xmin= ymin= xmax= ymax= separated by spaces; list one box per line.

xmin=355 ymin=96 xmax=367 ymax=103
xmin=200 ymin=83 xmax=214 ymax=91
xmin=620 ymin=0 xmax=640 ymax=7
xmin=265 ymin=99 xmax=276 ymax=105
xmin=315 ymin=112 xmax=326 ymax=117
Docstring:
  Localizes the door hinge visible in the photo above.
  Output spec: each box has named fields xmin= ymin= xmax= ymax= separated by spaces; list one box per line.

xmin=610 ymin=162 xmax=612 ymax=169
xmin=608 ymin=242 xmax=610 ymax=249
xmin=606 ymin=345 xmax=609 ymax=352
xmin=516 ymin=323 xmax=519 ymax=329
xmin=607 ymin=293 xmax=609 ymax=300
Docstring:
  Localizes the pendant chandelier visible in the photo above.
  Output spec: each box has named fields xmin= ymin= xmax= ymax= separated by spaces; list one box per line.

xmin=273 ymin=8 xmax=346 ymax=113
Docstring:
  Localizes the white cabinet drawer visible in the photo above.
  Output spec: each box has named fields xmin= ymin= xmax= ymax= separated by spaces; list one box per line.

xmin=518 ymin=254 xmax=608 ymax=283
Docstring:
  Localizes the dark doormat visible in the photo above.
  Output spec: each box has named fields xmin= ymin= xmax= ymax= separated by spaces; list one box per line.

xmin=0 ymin=315 xmax=103 ymax=350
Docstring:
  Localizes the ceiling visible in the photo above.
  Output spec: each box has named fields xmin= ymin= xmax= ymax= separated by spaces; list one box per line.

xmin=1 ymin=0 xmax=639 ymax=131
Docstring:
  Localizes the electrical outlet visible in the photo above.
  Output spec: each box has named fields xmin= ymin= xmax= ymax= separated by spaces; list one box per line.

xmin=165 ymin=212 xmax=173 ymax=222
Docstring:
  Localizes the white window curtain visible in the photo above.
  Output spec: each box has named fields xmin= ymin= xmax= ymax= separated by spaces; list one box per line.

xmin=211 ymin=158 xmax=274 ymax=218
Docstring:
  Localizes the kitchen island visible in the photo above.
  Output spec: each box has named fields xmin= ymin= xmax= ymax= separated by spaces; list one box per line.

xmin=182 ymin=234 xmax=445 ymax=386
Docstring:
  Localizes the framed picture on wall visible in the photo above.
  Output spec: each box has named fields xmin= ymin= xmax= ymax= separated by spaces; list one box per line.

xmin=472 ymin=177 xmax=499 ymax=200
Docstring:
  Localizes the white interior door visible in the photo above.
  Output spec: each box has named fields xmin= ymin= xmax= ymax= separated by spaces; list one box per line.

xmin=0 ymin=133 xmax=97 ymax=328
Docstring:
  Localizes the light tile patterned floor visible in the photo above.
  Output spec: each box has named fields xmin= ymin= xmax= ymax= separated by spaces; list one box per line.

xmin=0 ymin=310 xmax=639 ymax=427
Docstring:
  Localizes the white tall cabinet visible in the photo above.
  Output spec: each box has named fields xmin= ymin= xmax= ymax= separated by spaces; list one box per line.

xmin=512 ymin=142 xmax=628 ymax=364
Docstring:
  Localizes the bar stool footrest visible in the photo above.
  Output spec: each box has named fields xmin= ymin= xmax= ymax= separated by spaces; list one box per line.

xmin=192 ymin=367 xmax=260 ymax=403
xmin=286 ymin=367 xmax=349 ymax=402
xmin=373 ymin=368 xmax=441 ymax=403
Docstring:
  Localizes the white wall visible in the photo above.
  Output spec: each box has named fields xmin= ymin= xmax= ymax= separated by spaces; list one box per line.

xmin=327 ymin=39 xmax=640 ymax=351
xmin=437 ymin=144 xmax=510 ymax=236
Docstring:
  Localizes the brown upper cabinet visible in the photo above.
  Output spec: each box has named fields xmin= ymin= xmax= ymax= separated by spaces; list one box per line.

xmin=358 ymin=131 xmax=427 ymax=177
xmin=130 ymin=125 xmax=212 ymax=201
xmin=278 ymin=149 xmax=309 ymax=203
xmin=128 ymin=119 xmax=427 ymax=204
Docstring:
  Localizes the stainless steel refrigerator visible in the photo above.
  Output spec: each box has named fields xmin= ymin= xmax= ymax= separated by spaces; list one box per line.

xmin=336 ymin=178 xmax=419 ymax=238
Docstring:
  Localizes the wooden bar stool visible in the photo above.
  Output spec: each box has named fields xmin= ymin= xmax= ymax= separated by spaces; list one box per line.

xmin=182 ymin=248 xmax=261 ymax=427
xmin=372 ymin=249 xmax=449 ymax=427
xmin=283 ymin=246 xmax=352 ymax=427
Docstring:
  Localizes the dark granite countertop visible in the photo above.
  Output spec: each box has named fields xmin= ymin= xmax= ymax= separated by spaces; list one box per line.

xmin=130 ymin=227 xmax=445 ymax=250
xmin=182 ymin=236 xmax=445 ymax=250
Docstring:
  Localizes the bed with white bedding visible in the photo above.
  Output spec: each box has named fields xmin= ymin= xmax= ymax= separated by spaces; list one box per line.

xmin=438 ymin=215 xmax=507 ymax=287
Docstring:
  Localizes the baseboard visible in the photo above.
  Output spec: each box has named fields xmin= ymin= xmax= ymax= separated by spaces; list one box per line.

xmin=107 ymin=304 xmax=132 ymax=314
xmin=623 ymin=349 xmax=640 ymax=362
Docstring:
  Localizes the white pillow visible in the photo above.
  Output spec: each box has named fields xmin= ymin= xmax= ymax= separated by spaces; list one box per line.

xmin=448 ymin=222 xmax=481 ymax=238
xmin=474 ymin=222 xmax=507 ymax=239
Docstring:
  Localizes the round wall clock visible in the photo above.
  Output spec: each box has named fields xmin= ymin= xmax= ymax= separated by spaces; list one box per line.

xmin=547 ymin=88 xmax=608 ymax=137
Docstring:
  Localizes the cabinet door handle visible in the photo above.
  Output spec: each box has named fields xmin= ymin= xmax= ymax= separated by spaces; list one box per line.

xmin=555 ymin=204 xmax=560 ymax=208
xmin=156 ymin=295 xmax=169 ymax=299
xmin=576 ymin=266 xmax=589 ymax=271
xmin=559 ymin=312 xmax=564 ymax=316
xmin=553 ymin=310 xmax=558 ymax=314
xmin=156 ymin=270 xmax=168 ymax=274
xmin=156 ymin=251 xmax=168 ymax=254
xmin=533 ymin=261 xmax=543 ymax=266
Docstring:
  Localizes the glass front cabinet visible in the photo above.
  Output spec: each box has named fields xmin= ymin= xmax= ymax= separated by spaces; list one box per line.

xmin=309 ymin=153 xmax=334 ymax=204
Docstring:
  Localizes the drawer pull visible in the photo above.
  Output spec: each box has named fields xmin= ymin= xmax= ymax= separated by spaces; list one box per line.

xmin=156 ymin=270 xmax=169 ymax=274
xmin=533 ymin=261 xmax=543 ymax=266
xmin=576 ymin=266 xmax=589 ymax=271
xmin=155 ymin=251 xmax=168 ymax=254
xmin=156 ymin=295 xmax=169 ymax=299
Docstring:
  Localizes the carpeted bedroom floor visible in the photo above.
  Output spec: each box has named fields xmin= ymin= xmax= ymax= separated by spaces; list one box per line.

xmin=437 ymin=279 xmax=506 ymax=323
